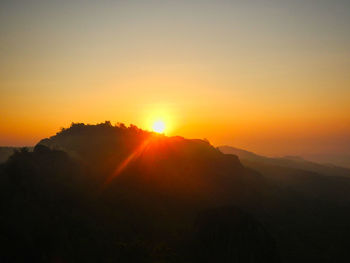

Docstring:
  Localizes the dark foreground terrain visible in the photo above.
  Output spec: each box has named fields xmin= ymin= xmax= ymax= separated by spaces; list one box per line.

xmin=1 ymin=122 xmax=350 ymax=262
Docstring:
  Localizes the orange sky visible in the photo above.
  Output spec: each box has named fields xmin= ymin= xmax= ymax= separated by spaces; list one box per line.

xmin=1 ymin=0 xmax=350 ymax=159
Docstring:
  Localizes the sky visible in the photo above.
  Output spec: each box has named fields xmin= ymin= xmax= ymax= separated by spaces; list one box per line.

xmin=1 ymin=0 xmax=350 ymax=163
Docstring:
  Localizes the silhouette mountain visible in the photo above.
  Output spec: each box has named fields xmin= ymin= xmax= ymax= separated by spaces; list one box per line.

xmin=218 ymin=145 xmax=350 ymax=205
xmin=1 ymin=122 xmax=350 ymax=262
xmin=0 ymin=147 xmax=33 ymax=164
xmin=219 ymin=145 xmax=350 ymax=177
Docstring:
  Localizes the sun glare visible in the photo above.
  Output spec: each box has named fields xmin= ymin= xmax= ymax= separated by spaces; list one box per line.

xmin=152 ymin=120 xmax=165 ymax=133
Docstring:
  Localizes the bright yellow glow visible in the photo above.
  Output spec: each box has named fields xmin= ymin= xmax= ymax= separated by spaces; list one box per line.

xmin=152 ymin=120 xmax=165 ymax=133
xmin=143 ymin=106 xmax=175 ymax=135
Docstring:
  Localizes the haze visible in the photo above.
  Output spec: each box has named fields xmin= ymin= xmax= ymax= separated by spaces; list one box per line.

xmin=1 ymin=0 xmax=350 ymax=163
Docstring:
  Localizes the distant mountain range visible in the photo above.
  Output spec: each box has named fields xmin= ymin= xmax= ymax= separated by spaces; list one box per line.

xmin=219 ymin=145 xmax=350 ymax=207
xmin=218 ymin=145 xmax=350 ymax=178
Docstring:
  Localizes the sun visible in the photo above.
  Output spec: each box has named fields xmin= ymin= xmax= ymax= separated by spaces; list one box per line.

xmin=152 ymin=120 xmax=165 ymax=133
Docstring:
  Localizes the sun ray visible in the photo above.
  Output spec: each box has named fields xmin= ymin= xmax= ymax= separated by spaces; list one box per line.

xmin=100 ymin=137 xmax=152 ymax=190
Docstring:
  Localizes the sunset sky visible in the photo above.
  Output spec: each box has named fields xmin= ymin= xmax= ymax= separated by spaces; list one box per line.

xmin=1 ymin=0 xmax=349 ymax=161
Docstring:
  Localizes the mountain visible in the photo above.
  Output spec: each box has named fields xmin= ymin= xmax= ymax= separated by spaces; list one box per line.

xmin=1 ymin=122 xmax=350 ymax=262
xmin=218 ymin=145 xmax=350 ymax=177
xmin=219 ymin=145 xmax=350 ymax=207
xmin=303 ymin=153 xmax=350 ymax=169
xmin=0 ymin=147 xmax=33 ymax=163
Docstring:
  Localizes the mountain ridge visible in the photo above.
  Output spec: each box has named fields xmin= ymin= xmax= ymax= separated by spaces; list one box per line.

xmin=1 ymin=122 xmax=350 ymax=262
xmin=218 ymin=145 xmax=350 ymax=177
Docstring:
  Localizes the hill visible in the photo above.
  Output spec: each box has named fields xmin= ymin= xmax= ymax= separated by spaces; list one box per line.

xmin=218 ymin=145 xmax=350 ymax=177
xmin=0 ymin=147 xmax=33 ymax=163
xmin=1 ymin=122 xmax=350 ymax=262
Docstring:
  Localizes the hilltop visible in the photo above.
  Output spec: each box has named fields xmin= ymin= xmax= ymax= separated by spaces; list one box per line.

xmin=1 ymin=122 xmax=350 ymax=262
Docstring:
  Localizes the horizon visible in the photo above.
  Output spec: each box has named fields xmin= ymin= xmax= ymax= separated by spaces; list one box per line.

xmin=2 ymin=2 xmax=350 ymax=260
xmin=1 ymin=0 xmax=350 ymax=166
xmin=1 ymin=120 xmax=350 ymax=168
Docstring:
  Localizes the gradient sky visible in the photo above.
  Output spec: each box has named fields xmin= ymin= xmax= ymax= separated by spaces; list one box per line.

xmin=1 ymin=0 xmax=350 ymax=161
